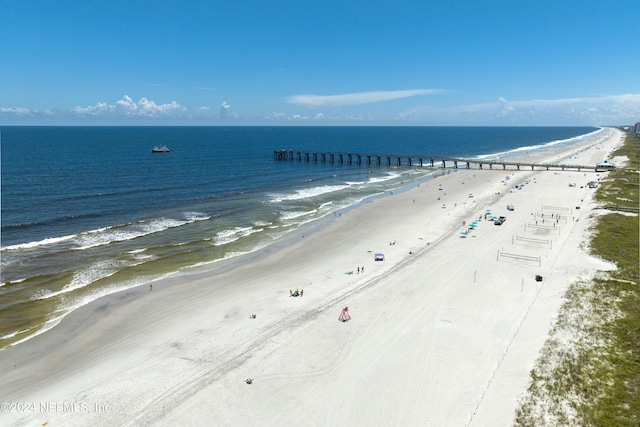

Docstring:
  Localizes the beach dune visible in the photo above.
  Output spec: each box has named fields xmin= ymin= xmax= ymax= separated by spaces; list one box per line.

xmin=0 ymin=128 xmax=623 ymax=426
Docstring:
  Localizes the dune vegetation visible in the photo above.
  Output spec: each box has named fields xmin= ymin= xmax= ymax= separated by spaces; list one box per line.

xmin=515 ymin=130 xmax=640 ymax=426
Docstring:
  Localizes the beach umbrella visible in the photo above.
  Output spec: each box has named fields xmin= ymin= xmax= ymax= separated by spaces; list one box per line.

xmin=460 ymin=230 xmax=467 ymax=235
xmin=485 ymin=209 xmax=491 ymax=213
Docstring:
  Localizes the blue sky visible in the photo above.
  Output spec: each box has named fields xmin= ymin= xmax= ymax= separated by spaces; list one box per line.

xmin=1 ymin=0 xmax=639 ymax=126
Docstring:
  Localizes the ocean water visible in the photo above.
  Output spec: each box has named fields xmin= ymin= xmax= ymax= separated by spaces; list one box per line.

xmin=0 ymin=126 xmax=600 ymax=348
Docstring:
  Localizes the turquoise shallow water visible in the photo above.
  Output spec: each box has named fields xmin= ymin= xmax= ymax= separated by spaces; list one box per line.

xmin=0 ymin=125 xmax=600 ymax=348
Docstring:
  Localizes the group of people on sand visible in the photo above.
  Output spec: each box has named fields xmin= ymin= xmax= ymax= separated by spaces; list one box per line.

xmin=290 ymin=288 xmax=303 ymax=297
xmin=346 ymin=266 xmax=365 ymax=275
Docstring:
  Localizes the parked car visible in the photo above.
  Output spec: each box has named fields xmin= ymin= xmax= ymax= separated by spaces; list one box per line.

xmin=494 ymin=216 xmax=507 ymax=225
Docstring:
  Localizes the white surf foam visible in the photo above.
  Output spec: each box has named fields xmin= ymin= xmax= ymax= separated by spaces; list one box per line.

xmin=3 ymin=213 xmax=212 ymax=252
xmin=32 ymin=259 xmax=123 ymax=301
xmin=73 ymin=218 xmax=185 ymax=250
xmin=473 ymin=128 xmax=604 ymax=161
xmin=214 ymin=226 xmax=264 ymax=246
xmin=269 ymin=184 xmax=348 ymax=202
xmin=1 ymin=234 xmax=77 ymax=251
xmin=278 ymin=209 xmax=318 ymax=220
xmin=368 ymin=172 xmax=401 ymax=184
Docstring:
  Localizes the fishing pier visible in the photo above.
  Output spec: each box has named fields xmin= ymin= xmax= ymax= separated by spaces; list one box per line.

xmin=274 ymin=149 xmax=606 ymax=172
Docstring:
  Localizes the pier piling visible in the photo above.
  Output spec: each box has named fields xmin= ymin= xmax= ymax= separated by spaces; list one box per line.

xmin=273 ymin=149 xmax=600 ymax=172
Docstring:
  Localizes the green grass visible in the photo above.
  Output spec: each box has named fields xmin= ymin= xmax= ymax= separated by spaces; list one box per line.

xmin=515 ymin=130 xmax=640 ymax=426
xmin=594 ymin=131 xmax=640 ymax=211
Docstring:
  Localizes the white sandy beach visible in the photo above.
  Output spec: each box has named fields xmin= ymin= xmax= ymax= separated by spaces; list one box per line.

xmin=0 ymin=128 xmax=624 ymax=426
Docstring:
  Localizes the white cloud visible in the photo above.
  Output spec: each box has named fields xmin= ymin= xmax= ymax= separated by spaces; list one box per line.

xmin=496 ymin=93 xmax=640 ymax=109
xmin=137 ymin=98 xmax=183 ymax=116
xmin=286 ymin=89 xmax=442 ymax=107
xmin=219 ymin=101 xmax=231 ymax=117
xmin=116 ymin=95 xmax=136 ymax=111
xmin=3 ymin=92 xmax=638 ymax=126
xmin=266 ymin=112 xmax=288 ymax=120
xmin=493 ymin=94 xmax=640 ymax=121
xmin=72 ymin=102 xmax=114 ymax=115
xmin=0 ymin=107 xmax=31 ymax=115
xmin=287 ymin=113 xmax=331 ymax=121
xmin=401 ymin=93 xmax=640 ymax=125
xmin=72 ymin=95 xmax=185 ymax=117
xmin=117 ymin=95 xmax=184 ymax=117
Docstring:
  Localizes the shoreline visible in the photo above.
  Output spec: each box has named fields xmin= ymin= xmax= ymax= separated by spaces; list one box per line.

xmin=0 ymin=127 xmax=622 ymax=425
xmin=0 ymin=127 xmax=606 ymax=350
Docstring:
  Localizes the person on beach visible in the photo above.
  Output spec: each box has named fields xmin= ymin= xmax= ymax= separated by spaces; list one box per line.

xmin=149 ymin=284 xmax=152 ymax=291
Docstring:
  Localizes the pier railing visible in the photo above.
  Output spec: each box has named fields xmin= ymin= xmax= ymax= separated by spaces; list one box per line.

xmin=274 ymin=149 xmax=606 ymax=172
